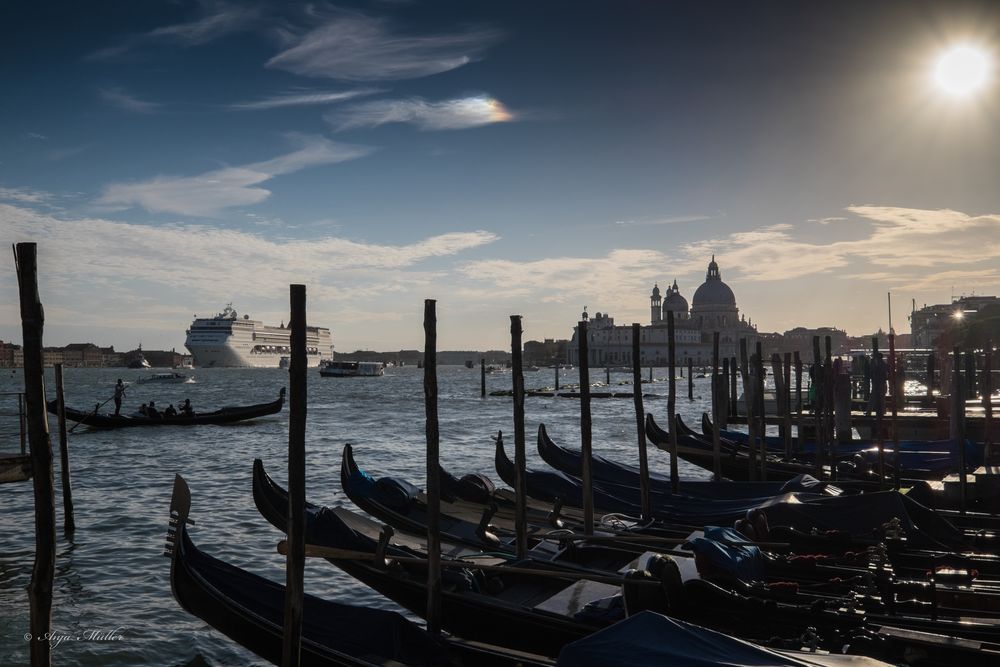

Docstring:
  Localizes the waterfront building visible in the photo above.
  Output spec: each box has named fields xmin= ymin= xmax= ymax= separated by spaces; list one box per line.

xmin=567 ymin=257 xmax=758 ymax=367
xmin=910 ymin=296 xmax=999 ymax=349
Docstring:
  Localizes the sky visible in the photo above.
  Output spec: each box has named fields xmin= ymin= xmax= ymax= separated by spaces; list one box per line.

xmin=2 ymin=0 xmax=999 ymax=352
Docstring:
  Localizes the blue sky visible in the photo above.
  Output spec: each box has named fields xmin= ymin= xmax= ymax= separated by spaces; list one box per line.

xmin=2 ymin=0 xmax=999 ymax=352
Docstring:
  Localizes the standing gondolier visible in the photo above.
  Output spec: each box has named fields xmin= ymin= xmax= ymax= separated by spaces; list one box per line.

xmin=113 ymin=378 xmax=126 ymax=416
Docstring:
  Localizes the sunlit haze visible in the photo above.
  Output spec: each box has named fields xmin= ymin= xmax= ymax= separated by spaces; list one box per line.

xmin=934 ymin=45 xmax=991 ymax=96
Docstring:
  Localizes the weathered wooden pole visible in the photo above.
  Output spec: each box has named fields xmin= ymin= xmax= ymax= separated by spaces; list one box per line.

xmin=687 ymin=358 xmax=694 ymax=400
xmin=19 ymin=392 xmax=26 ymax=454
xmin=812 ymin=336 xmax=824 ymax=477
xmin=424 ymin=299 xmax=443 ymax=635
xmin=888 ymin=333 xmax=900 ymax=490
xmin=983 ymin=345 xmax=995 ymax=461
xmin=510 ymin=316 xmax=528 ymax=559
xmin=712 ymin=333 xmax=722 ymax=480
xmin=632 ymin=324 xmax=652 ymax=516
xmin=783 ymin=352 xmax=793 ymax=458
xmin=965 ymin=351 xmax=977 ymax=400
xmin=53 ymin=363 xmax=74 ymax=534
xmin=606 ymin=364 xmax=611 ymax=385
xmin=770 ymin=354 xmax=786 ymax=458
xmin=578 ymin=320 xmax=594 ymax=534
xmin=794 ymin=351 xmax=804 ymax=454
xmin=16 ymin=242 xmax=55 ymax=667
xmin=755 ymin=343 xmax=766 ymax=481
xmin=667 ymin=311 xmax=679 ymax=493
xmin=480 ymin=358 xmax=486 ymax=397
xmin=926 ymin=353 xmax=935 ymax=398
xmin=730 ymin=356 xmax=738 ymax=417
xmin=824 ymin=336 xmax=835 ymax=479
xmin=648 ymin=366 xmax=652 ymax=383
xmin=739 ymin=339 xmax=755 ymax=480
xmin=720 ymin=358 xmax=730 ymax=428
xmin=282 ymin=284 xmax=307 ymax=666
xmin=555 ymin=362 xmax=560 ymax=391
xmin=952 ymin=346 xmax=967 ymax=514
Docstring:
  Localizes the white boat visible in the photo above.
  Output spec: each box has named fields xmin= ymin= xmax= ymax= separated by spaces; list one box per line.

xmin=137 ymin=372 xmax=194 ymax=384
xmin=318 ymin=360 xmax=384 ymax=377
xmin=184 ymin=304 xmax=333 ymax=368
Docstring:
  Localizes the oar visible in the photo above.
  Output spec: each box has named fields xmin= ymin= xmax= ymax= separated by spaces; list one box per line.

xmin=277 ymin=540 xmax=664 ymax=587
xmin=68 ymin=394 xmax=116 ymax=433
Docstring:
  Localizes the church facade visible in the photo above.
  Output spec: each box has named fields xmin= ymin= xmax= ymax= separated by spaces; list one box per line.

xmin=567 ymin=257 xmax=758 ymax=367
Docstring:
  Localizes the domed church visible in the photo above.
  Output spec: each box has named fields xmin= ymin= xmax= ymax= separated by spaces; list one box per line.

xmin=569 ymin=256 xmax=757 ymax=367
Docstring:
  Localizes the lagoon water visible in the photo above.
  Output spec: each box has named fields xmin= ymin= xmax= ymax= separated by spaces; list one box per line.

xmin=1 ymin=365 xmax=717 ymax=665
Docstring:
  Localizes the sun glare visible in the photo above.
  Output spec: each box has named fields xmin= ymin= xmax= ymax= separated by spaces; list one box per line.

xmin=934 ymin=45 xmax=991 ymax=96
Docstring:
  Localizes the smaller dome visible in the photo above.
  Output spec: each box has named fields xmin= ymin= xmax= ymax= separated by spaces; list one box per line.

xmin=663 ymin=279 xmax=688 ymax=313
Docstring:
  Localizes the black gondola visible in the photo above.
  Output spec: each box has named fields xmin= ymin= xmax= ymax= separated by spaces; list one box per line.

xmin=50 ymin=388 xmax=285 ymax=428
xmin=166 ymin=473 xmax=554 ymax=667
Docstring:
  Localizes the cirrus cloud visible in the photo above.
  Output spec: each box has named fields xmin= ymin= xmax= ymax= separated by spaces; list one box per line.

xmin=327 ymin=95 xmax=514 ymax=131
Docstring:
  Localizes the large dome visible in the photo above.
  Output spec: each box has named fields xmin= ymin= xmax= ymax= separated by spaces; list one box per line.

xmin=692 ymin=256 xmax=736 ymax=308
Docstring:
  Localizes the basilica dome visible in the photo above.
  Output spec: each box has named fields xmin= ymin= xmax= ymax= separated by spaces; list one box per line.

xmin=692 ymin=256 xmax=736 ymax=308
xmin=663 ymin=279 xmax=689 ymax=313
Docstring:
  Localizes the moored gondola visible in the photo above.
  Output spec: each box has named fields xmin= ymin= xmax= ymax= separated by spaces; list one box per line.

xmin=166 ymin=473 xmax=555 ymax=667
xmin=50 ymin=388 xmax=285 ymax=428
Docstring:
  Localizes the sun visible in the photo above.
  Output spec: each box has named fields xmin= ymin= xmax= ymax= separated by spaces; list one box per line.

xmin=933 ymin=45 xmax=991 ymax=96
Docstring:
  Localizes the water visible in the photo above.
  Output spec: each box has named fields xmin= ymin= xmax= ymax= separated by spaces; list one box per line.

xmin=0 ymin=366 xmax=715 ymax=666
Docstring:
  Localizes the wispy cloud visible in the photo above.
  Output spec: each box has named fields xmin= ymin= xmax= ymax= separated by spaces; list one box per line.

xmin=99 ymin=87 xmax=162 ymax=113
xmin=267 ymin=12 xmax=501 ymax=81
xmin=25 ymin=132 xmax=47 ymax=140
xmin=0 ymin=202 xmax=498 ymax=331
xmin=0 ymin=186 xmax=52 ymax=205
xmin=614 ymin=214 xmax=711 ymax=227
xmin=229 ymin=88 xmax=381 ymax=110
xmin=95 ymin=136 xmax=373 ymax=217
xmin=88 ymin=0 xmax=261 ymax=61
xmin=46 ymin=144 xmax=92 ymax=162
xmin=328 ymin=95 xmax=514 ymax=131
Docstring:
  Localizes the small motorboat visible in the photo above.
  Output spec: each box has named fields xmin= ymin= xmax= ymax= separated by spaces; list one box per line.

xmin=137 ymin=372 xmax=194 ymax=384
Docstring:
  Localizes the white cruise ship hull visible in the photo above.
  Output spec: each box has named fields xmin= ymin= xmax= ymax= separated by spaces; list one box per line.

xmin=185 ymin=306 xmax=333 ymax=368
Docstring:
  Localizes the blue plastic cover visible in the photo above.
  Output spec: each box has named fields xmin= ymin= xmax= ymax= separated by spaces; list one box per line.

xmin=557 ymin=612 xmax=806 ymax=667
xmin=686 ymin=535 xmax=766 ymax=582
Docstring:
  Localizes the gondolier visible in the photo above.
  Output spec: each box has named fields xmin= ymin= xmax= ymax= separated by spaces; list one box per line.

xmin=113 ymin=378 xmax=126 ymax=416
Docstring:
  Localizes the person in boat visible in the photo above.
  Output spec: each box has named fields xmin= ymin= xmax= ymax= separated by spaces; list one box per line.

xmin=137 ymin=403 xmax=148 ymax=417
xmin=179 ymin=398 xmax=194 ymax=417
xmin=147 ymin=401 xmax=162 ymax=419
xmin=113 ymin=378 xmax=126 ymax=416
xmin=164 ymin=404 xmax=177 ymax=418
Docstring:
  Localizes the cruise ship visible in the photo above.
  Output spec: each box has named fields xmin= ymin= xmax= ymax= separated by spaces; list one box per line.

xmin=184 ymin=305 xmax=333 ymax=368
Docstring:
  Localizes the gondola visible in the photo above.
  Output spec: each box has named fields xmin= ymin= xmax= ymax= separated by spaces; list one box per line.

xmin=499 ymin=428 xmax=978 ymax=552
xmin=166 ymin=474 xmax=554 ymax=667
xmin=700 ymin=413 xmax=985 ymax=473
xmin=536 ymin=422 xmax=843 ymax=498
xmin=254 ymin=468 xmax=1000 ymax=662
xmin=49 ymin=388 xmax=285 ymax=428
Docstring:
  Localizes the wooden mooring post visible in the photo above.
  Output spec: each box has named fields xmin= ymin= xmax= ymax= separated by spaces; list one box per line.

xmin=54 ymin=363 xmax=74 ymax=534
xmin=926 ymin=353 xmax=935 ymax=398
xmin=16 ymin=242 xmax=55 ymax=667
xmin=667 ymin=311 xmax=679 ymax=493
xmin=687 ymin=358 xmax=694 ymax=400
xmin=510 ymin=316 xmax=528 ymax=558
xmin=578 ymin=320 xmax=594 ymax=534
xmin=794 ymin=352 xmax=804 ymax=454
xmin=755 ymin=342 xmax=766 ymax=481
xmin=782 ymin=352 xmax=792 ymax=458
xmin=631 ymin=324 xmax=651 ymax=517
xmin=712 ymin=333 xmax=722 ymax=480
xmin=555 ymin=362 xmax=560 ymax=391
xmin=424 ymin=300 xmax=443 ymax=635
xmin=984 ymin=342 xmax=993 ymax=461
xmin=739 ymin=339 xmax=755 ymax=480
xmin=730 ymin=356 xmax=738 ymax=417
xmin=480 ymin=358 xmax=486 ymax=398
xmin=952 ymin=346 xmax=967 ymax=514
xmin=812 ymin=336 xmax=824 ymax=477
xmin=720 ymin=358 xmax=730 ymax=428
xmin=605 ymin=365 xmax=611 ymax=385
xmin=282 ymin=284 xmax=307 ymax=666
xmin=888 ymin=333 xmax=900 ymax=490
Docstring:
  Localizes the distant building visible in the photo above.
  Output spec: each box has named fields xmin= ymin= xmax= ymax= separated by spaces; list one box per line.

xmin=910 ymin=296 xmax=999 ymax=349
xmin=567 ymin=257 xmax=758 ymax=366
xmin=523 ymin=339 xmax=568 ymax=366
